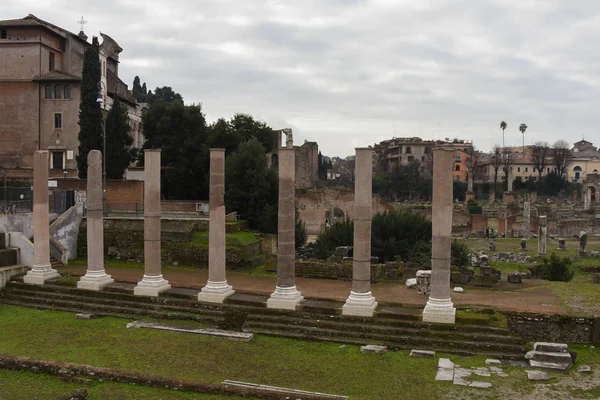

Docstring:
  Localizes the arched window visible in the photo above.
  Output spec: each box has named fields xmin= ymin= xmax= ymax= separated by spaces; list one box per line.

xmin=573 ymin=166 xmax=582 ymax=171
xmin=63 ymin=84 xmax=71 ymax=99
xmin=455 ymin=165 xmax=461 ymax=171
xmin=405 ymin=146 xmax=412 ymax=154
xmin=54 ymin=84 xmax=62 ymax=100
xmin=574 ymin=166 xmax=582 ymax=180
xmin=45 ymin=84 xmax=53 ymax=99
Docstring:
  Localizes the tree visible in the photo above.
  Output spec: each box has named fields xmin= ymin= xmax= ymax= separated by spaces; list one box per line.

xmin=553 ymin=140 xmax=572 ymax=179
xmin=531 ymin=141 xmax=549 ymax=181
xmin=501 ymin=149 xmax=515 ymax=191
xmin=131 ymin=76 xmax=147 ymax=103
xmin=141 ymin=100 xmax=209 ymax=199
xmin=500 ymin=121 xmax=507 ymax=148
xmin=318 ymin=151 xmax=328 ymax=180
xmin=491 ymin=145 xmax=502 ymax=197
xmin=76 ymin=36 xmax=103 ymax=178
xmin=206 ymin=114 xmax=275 ymax=155
xmin=146 ymin=86 xmax=183 ymax=105
xmin=519 ymin=123 xmax=527 ymax=155
xmin=225 ymin=138 xmax=278 ymax=233
xmin=105 ymin=98 xmax=135 ymax=179
xmin=465 ymin=146 xmax=479 ymax=191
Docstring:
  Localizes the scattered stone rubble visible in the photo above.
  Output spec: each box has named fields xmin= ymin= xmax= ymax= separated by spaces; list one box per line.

xmin=525 ymin=342 xmax=573 ymax=372
xmin=434 ymin=357 xmax=513 ymax=388
xmin=360 ymin=345 xmax=387 ymax=355
xmin=491 ymin=252 xmax=534 ymax=264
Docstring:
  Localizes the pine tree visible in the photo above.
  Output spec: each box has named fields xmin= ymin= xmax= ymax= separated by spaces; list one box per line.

xmin=76 ymin=36 xmax=103 ymax=178
xmin=105 ymin=98 xmax=134 ymax=179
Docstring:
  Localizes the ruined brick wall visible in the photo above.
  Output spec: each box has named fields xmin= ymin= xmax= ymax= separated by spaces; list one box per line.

xmin=295 ymin=142 xmax=318 ymax=189
xmin=296 ymin=188 xmax=393 ymax=235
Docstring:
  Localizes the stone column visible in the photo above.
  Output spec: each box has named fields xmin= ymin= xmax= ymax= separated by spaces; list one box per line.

xmin=23 ymin=151 xmax=60 ymax=285
xmin=77 ymin=150 xmax=113 ymax=290
xmin=537 ymin=215 xmax=547 ymax=255
xmin=267 ymin=147 xmax=303 ymax=309
xmin=342 ymin=148 xmax=377 ymax=317
xmin=523 ymin=199 xmax=530 ymax=238
xmin=198 ymin=149 xmax=234 ymax=303
xmin=585 ymin=187 xmax=592 ymax=210
xmin=422 ymin=148 xmax=456 ymax=324
xmin=134 ymin=150 xmax=171 ymax=296
xmin=507 ymin=169 xmax=514 ymax=193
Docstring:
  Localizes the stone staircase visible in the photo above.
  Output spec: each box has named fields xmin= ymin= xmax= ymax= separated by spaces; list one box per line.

xmin=0 ymin=278 xmax=528 ymax=359
xmin=50 ymin=255 xmax=63 ymax=268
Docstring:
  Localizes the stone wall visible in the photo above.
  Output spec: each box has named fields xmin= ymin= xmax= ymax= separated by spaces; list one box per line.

xmin=506 ymin=312 xmax=599 ymax=344
xmin=49 ymin=205 xmax=83 ymax=260
xmin=0 ymin=212 xmax=57 ymax=239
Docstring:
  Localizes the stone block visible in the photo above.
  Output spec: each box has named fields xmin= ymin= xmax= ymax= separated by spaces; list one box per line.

xmin=469 ymin=381 xmax=492 ymax=388
xmin=360 ymin=345 xmax=387 ymax=355
xmin=438 ymin=358 xmax=455 ymax=369
xmin=526 ymin=370 xmax=551 ymax=381
xmin=370 ymin=256 xmax=379 ymax=265
xmin=410 ymin=350 xmax=435 ymax=358
xmin=507 ymin=272 xmax=522 ymax=284
xmin=405 ymin=278 xmax=417 ymax=288
xmin=473 ymin=275 xmax=496 ymax=287
xmin=76 ymin=313 xmax=93 ymax=320
xmin=480 ymin=266 xmax=492 ymax=276
xmin=451 ymin=271 xmax=469 ymax=284
xmin=534 ymin=342 xmax=569 ymax=353
xmin=485 ymin=359 xmax=502 ymax=365
xmin=435 ymin=369 xmax=454 ymax=381
xmin=453 ymin=287 xmax=464 ymax=293
xmin=576 ymin=365 xmax=591 ymax=373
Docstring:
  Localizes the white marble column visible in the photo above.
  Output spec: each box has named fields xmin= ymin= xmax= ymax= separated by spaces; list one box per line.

xmin=198 ymin=149 xmax=234 ymax=303
xmin=538 ymin=216 xmax=547 ymax=255
xmin=422 ymin=148 xmax=456 ymax=324
xmin=24 ymin=151 xmax=60 ymax=285
xmin=267 ymin=147 xmax=304 ymax=310
xmin=77 ymin=150 xmax=113 ymax=290
xmin=342 ymin=148 xmax=377 ymax=317
xmin=134 ymin=150 xmax=171 ymax=296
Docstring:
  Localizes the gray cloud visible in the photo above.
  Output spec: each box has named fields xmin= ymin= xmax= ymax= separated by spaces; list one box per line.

xmin=3 ymin=0 xmax=599 ymax=156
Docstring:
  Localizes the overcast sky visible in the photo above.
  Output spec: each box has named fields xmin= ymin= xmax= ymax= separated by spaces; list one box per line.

xmin=3 ymin=0 xmax=599 ymax=157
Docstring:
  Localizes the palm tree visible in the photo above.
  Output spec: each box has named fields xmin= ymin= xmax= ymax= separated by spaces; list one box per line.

xmin=500 ymin=121 xmax=507 ymax=149
xmin=519 ymin=123 xmax=527 ymax=158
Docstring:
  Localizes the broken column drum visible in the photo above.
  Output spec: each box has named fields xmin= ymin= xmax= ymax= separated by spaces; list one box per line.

xmin=23 ymin=151 xmax=60 ymax=285
xmin=342 ymin=148 xmax=378 ymax=317
xmin=134 ymin=150 xmax=171 ymax=296
xmin=267 ymin=147 xmax=303 ymax=310
xmin=422 ymin=148 xmax=456 ymax=324
xmin=198 ymin=149 xmax=234 ymax=303
xmin=77 ymin=150 xmax=114 ymax=290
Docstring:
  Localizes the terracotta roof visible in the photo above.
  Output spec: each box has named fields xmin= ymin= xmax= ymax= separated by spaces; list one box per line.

xmin=33 ymin=71 xmax=81 ymax=82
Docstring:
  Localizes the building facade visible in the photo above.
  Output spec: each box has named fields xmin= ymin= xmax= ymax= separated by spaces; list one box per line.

xmin=0 ymin=14 xmax=144 ymax=180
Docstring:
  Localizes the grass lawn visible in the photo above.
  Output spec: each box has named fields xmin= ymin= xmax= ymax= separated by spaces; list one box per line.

xmin=0 ymin=305 xmax=599 ymax=400
xmin=0 ymin=369 xmax=253 ymax=400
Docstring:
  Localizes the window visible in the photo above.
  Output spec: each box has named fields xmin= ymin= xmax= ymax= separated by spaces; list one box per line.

xmin=59 ymin=39 xmax=66 ymax=52
xmin=51 ymin=151 xmax=64 ymax=169
xmin=455 ymin=165 xmax=461 ymax=171
xmin=408 ymin=156 xmax=414 ymax=162
xmin=455 ymin=155 xmax=461 ymax=162
xmin=547 ymin=167 xmax=550 ymax=173
xmin=63 ymin=84 xmax=71 ymax=99
xmin=424 ymin=147 xmax=431 ymax=154
xmin=525 ymin=167 xmax=528 ymax=172
xmin=54 ymin=85 xmax=62 ymax=99
xmin=421 ymin=156 xmax=425 ymax=162
xmin=49 ymin=52 xmax=55 ymax=71
xmin=44 ymin=84 xmax=53 ymax=99
xmin=405 ymin=146 xmax=412 ymax=154
xmin=517 ymin=167 xmax=521 ymax=172
xmin=1 ymin=29 xmax=7 ymax=39
xmin=54 ymin=113 xmax=62 ymax=129
xmin=533 ymin=168 xmax=536 ymax=172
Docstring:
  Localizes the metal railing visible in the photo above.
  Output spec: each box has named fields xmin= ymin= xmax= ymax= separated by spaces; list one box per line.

xmin=98 ymin=202 xmax=208 ymax=219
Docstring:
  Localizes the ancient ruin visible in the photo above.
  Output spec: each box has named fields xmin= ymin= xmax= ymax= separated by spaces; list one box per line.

xmin=342 ymin=148 xmax=378 ymax=317
xmin=537 ymin=216 xmax=547 ymax=255
xmin=198 ymin=149 xmax=234 ymax=303
xmin=422 ymin=148 xmax=456 ymax=324
xmin=133 ymin=150 xmax=171 ymax=296
xmin=77 ymin=150 xmax=113 ymax=290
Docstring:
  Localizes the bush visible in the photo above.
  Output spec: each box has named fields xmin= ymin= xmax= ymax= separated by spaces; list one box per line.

xmin=540 ymin=253 xmax=574 ymax=282
xmin=451 ymin=240 xmax=470 ymax=267
xmin=466 ymin=199 xmax=482 ymax=214
xmin=313 ymin=218 xmax=354 ymax=259
xmin=371 ymin=210 xmax=431 ymax=263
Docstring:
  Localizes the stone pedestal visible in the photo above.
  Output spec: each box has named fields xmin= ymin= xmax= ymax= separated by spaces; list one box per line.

xmin=423 ymin=148 xmax=455 ymax=324
xmin=538 ymin=216 xmax=547 ymax=255
xmin=134 ymin=150 xmax=170 ymax=297
xmin=23 ymin=151 xmax=60 ymax=285
xmin=78 ymin=150 xmax=113 ymax=291
xmin=267 ymin=147 xmax=303 ymax=310
xmin=343 ymin=148 xmax=377 ymax=317
xmin=198 ymin=149 xmax=234 ymax=303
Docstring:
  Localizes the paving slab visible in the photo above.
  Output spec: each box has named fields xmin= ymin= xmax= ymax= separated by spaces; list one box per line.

xmin=410 ymin=350 xmax=436 ymax=358
xmin=469 ymin=381 xmax=492 ymax=388
xmin=435 ymin=368 xmax=454 ymax=381
xmin=126 ymin=321 xmax=253 ymax=342
xmin=438 ymin=358 xmax=455 ymax=370
xmin=526 ymin=370 xmax=551 ymax=381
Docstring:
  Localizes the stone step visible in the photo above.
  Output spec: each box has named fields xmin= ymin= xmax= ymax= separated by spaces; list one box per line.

xmin=245 ymin=329 xmax=525 ymax=359
xmin=243 ymin=320 xmax=526 ymax=354
xmin=0 ymin=248 xmax=18 ymax=268
xmin=242 ymin=316 xmax=524 ymax=345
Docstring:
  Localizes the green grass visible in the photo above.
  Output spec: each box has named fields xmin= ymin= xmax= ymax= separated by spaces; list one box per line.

xmin=0 ymin=369 xmax=254 ymax=400
xmin=191 ymin=231 xmax=258 ymax=246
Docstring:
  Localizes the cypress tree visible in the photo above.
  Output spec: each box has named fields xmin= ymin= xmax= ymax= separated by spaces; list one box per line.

xmin=105 ymin=98 xmax=134 ymax=179
xmin=76 ymin=36 xmax=103 ymax=178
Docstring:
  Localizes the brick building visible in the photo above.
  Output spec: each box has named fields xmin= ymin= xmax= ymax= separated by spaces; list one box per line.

xmin=0 ymin=14 xmax=145 ymax=180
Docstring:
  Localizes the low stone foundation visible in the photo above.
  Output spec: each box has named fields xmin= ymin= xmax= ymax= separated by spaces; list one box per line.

xmin=506 ymin=312 xmax=599 ymax=345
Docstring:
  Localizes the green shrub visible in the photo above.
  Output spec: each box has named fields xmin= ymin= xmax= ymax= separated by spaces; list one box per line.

xmin=540 ymin=253 xmax=574 ymax=282
xmin=313 ymin=218 xmax=354 ymax=259
xmin=371 ymin=211 xmax=431 ymax=263
xmin=466 ymin=199 xmax=482 ymax=214
xmin=451 ymin=240 xmax=470 ymax=267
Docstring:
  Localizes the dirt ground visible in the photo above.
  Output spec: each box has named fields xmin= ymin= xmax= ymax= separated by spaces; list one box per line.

xmin=58 ymin=264 xmax=567 ymax=314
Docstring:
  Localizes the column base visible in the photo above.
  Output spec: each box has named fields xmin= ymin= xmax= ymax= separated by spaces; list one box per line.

xmin=197 ymin=280 xmax=235 ymax=303
xmin=342 ymin=291 xmax=378 ymax=317
xmin=266 ymin=286 xmax=304 ymax=310
xmin=134 ymin=275 xmax=171 ymax=297
xmin=77 ymin=271 xmax=114 ymax=291
xmin=422 ymin=296 xmax=456 ymax=324
xmin=23 ymin=264 xmax=60 ymax=285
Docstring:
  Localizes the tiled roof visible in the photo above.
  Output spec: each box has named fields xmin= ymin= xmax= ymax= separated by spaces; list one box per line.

xmin=33 ymin=71 xmax=81 ymax=82
xmin=0 ymin=14 xmax=88 ymax=44
xmin=0 ymin=17 xmax=41 ymax=26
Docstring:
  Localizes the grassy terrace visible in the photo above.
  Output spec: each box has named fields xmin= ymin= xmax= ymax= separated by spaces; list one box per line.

xmin=0 ymin=305 xmax=599 ymax=399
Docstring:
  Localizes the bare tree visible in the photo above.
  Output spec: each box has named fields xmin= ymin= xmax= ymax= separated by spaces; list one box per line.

xmin=465 ymin=146 xmax=479 ymax=191
xmin=491 ymin=145 xmax=502 ymax=197
xmin=501 ymin=148 xmax=516 ymax=189
xmin=531 ymin=141 xmax=549 ymax=181
xmin=553 ymin=140 xmax=572 ymax=178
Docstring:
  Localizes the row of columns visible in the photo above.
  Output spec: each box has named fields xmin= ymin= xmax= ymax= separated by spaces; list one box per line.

xmin=23 ymin=146 xmax=457 ymax=324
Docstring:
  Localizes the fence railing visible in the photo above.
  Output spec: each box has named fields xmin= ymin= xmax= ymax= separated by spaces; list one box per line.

xmin=99 ymin=202 xmax=208 ymax=218
xmin=0 ymin=187 xmax=74 ymax=214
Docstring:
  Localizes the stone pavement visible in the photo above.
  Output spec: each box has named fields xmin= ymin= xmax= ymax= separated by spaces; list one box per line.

xmin=57 ymin=265 xmax=567 ymax=315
